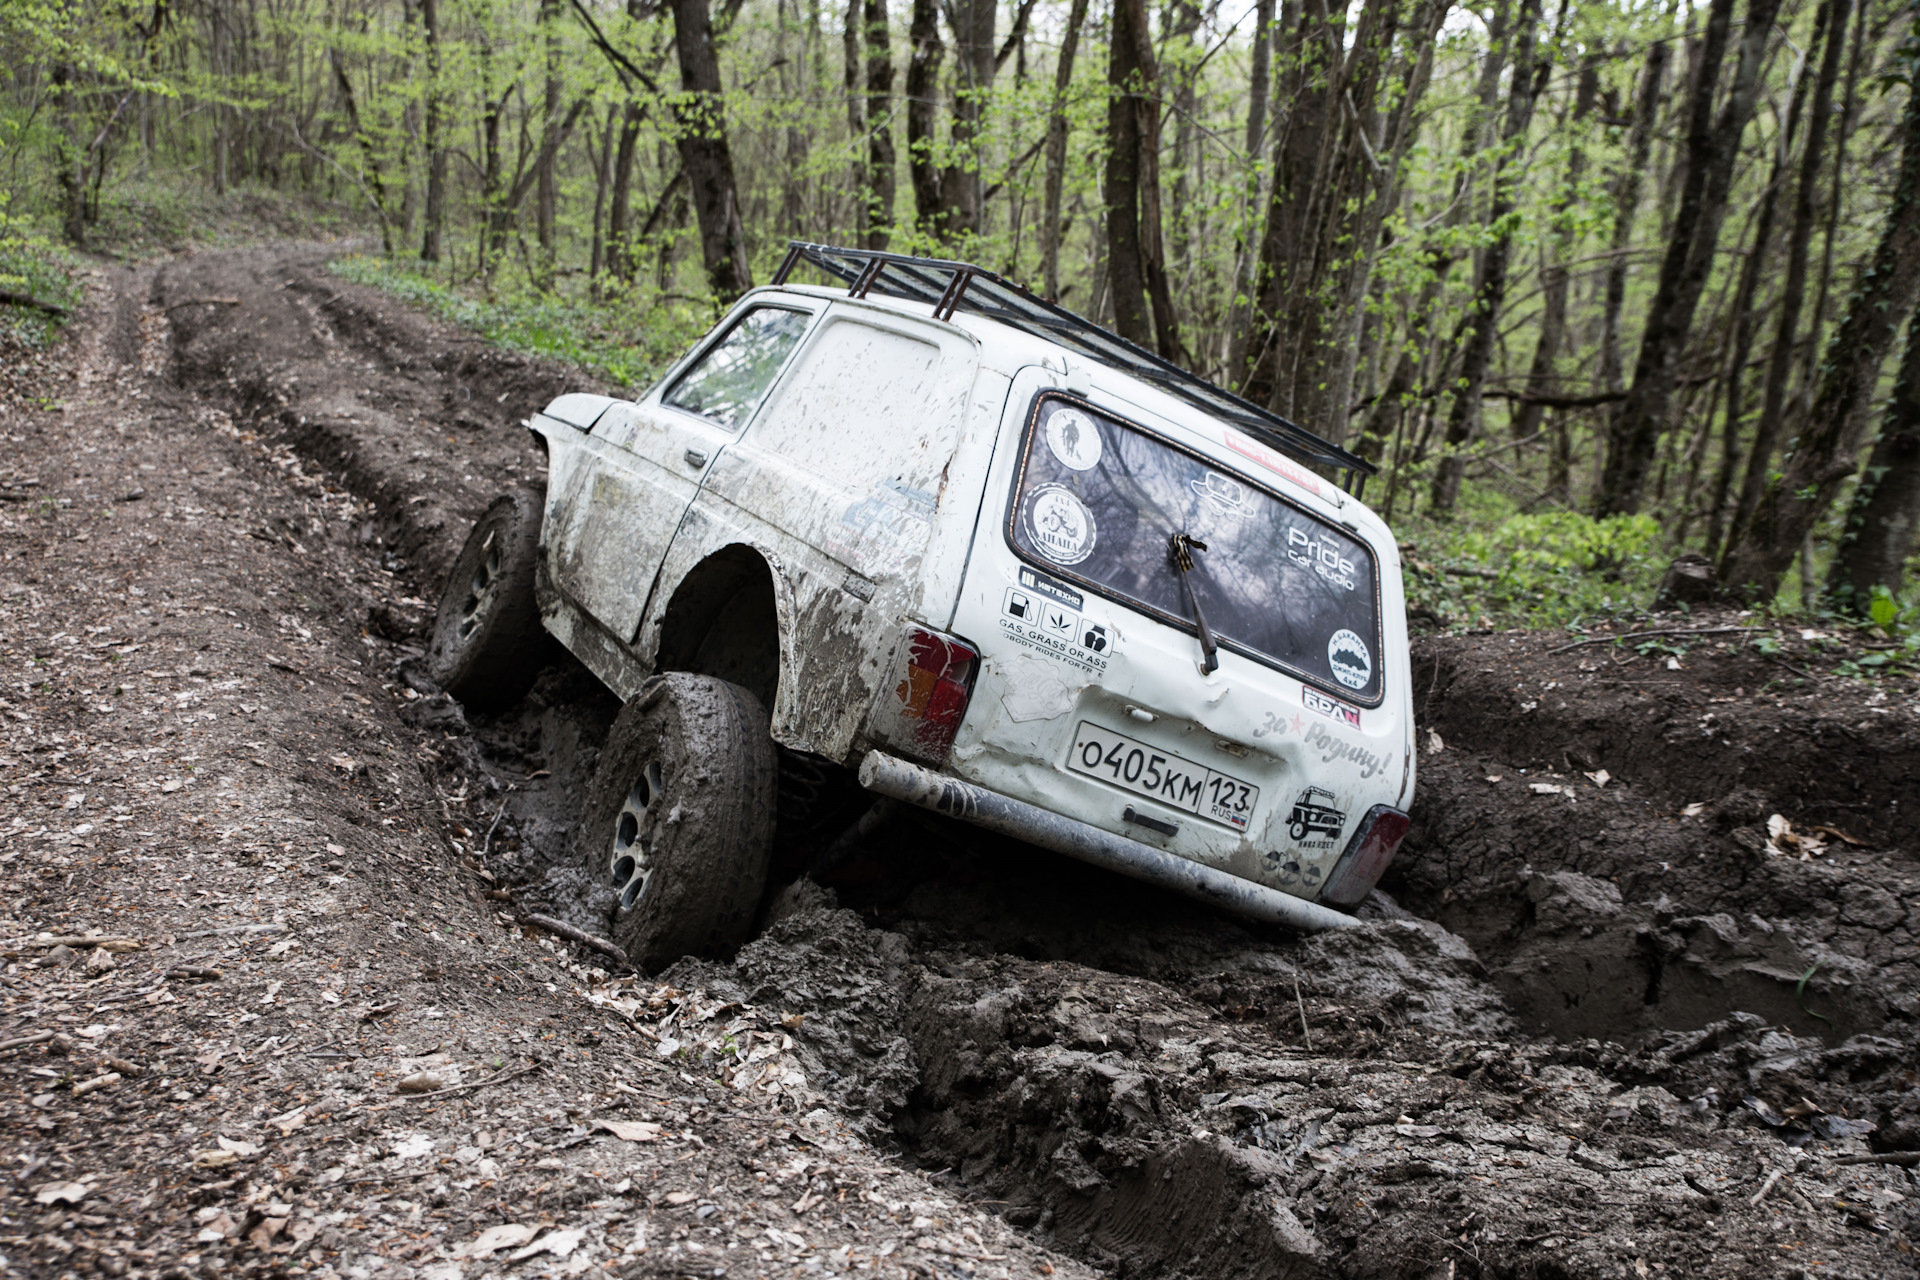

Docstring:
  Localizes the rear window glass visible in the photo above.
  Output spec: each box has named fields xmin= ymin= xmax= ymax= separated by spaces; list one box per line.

xmin=663 ymin=307 xmax=811 ymax=429
xmin=1005 ymin=394 xmax=1383 ymax=703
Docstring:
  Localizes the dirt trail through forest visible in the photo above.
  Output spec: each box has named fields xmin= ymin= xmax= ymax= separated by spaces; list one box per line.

xmin=3 ymin=243 xmax=1918 ymax=1280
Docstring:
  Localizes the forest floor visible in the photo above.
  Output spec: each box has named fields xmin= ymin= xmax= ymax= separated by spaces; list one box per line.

xmin=1 ymin=242 xmax=1918 ymax=1280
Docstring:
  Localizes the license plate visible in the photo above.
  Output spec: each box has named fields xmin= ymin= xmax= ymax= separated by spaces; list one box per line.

xmin=1067 ymin=721 xmax=1259 ymax=830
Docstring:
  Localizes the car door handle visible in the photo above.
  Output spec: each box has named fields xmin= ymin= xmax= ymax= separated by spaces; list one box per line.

xmin=683 ymin=448 xmax=709 ymax=469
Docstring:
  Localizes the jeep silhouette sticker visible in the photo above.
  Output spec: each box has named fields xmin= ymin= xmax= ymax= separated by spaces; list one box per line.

xmin=1287 ymin=785 xmax=1346 ymax=848
xmin=1044 ymin=407 xmax=1103 ymax=471
xmin=1025 ymin=484 xmax=1097 ymax=565
xmin=1327 ymin=628 xmax=1372 ymax=690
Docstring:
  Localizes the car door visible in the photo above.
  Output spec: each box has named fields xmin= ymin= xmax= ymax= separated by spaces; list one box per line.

xmin=547 ymin=303 xmax=818 ymax=643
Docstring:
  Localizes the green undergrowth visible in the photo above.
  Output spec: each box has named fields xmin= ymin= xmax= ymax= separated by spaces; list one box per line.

xmin=1395 ymin=503 xmax=1667 ymax=631
xmin=0 ymin=222 xmax=79 ymax=350
xmin=330 ymin=255 xmax=715 ymax=392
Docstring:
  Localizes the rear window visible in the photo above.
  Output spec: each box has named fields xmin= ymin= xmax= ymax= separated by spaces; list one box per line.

xmin=1005 ymin=394 xmax=1383 ymax=703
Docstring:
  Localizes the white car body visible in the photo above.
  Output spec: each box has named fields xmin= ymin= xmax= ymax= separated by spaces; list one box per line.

xmin=526 ymin=263 xmax=1415 ymax=918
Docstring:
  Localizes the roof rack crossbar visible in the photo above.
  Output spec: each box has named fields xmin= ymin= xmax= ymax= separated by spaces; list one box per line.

xmin=775 ymin=240 xmax=1374 ymax=478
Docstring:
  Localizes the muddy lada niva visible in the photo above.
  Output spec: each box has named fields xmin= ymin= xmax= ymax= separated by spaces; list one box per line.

xmin=427 ymin=243 xmax=1416 ymax=969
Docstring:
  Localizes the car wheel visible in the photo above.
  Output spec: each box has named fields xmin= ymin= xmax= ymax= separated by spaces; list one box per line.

xmin=582 ymin=672 xmax=778 ymax=972
xmin=1289 ymin=821 xmax=1308 ymax=841
xmin=427 ymin=486 xmax=550 ymax=710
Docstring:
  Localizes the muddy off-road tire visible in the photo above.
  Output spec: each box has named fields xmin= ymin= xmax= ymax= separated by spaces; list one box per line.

xmin=583 ymin=673 xmax=778 ymax=972
xmin=427 ymin=487 xmax=549 ymax=710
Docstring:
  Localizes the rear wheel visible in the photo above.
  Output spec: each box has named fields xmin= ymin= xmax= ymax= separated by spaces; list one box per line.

xmin=581 ymin=673 xmax=778 ymax=972
xmin=427 ymin=487 xmax=550 ymax=710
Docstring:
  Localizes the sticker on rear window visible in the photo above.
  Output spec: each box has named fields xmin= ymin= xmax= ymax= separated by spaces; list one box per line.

xmin=1327 ymin=629 xmax=1371 ymax=690
xmin=1025 ymin=485 xmax=1097 ymax=565
xmin=1045 ymin=409 xmax=1103 ymax=471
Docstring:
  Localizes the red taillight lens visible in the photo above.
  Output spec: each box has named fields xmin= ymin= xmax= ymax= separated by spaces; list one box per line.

xmin=1320 ymin=805 xmax=1411 ymax=908
xmin=883 ymin=627 xmax=978 ymax=764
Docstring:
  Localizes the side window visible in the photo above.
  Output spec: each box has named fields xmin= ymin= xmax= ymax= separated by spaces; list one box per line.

xmin=663 ymin=307 xmax=811 ymax=429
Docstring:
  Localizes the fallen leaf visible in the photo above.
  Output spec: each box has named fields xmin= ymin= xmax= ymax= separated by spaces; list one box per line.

xmin=1529 ymin=783 xmax=1567 ymax=796
xmin=597 ymin=1118 xmax=663 ymax=1142
xmin=392 ymin=1134 xmax=435 ymax=1160
xmin=217 ymin=1136 xmax=260 ymax=1156
xmin=1426 ymin=729 xmax=1444 ymax=755
xmin=1483 ymin=775 xmax=1502 ymax=784
xmin=33 ymin=1181 xmax=89 ymax=1207
xmin=510 ymin=1228 xmax=586 ymax=1262
xmin=396 ymin=1071 xmax=446 ymax=1094
xmin=780 ymin=1012 xmax=806 ymax=1031
xmin=1682 ymin=802 xmax=1709 ymax=817
xmin=1584 ymin=769 xmax=1610 ymax=788
xmin=160 ymin=779 xmax=184 ymax=793
xmin=328 ymin=754 xmax=358 ymax=772
xmin=663 ymin=1191 xmax=697 ymax=1206
xmin=266 ymin=1106 xmax=307 ymax=1136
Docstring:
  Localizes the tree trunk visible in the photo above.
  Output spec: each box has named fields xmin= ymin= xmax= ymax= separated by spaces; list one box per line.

xmin=843 ymin=0 xmax=869 ymax=239
xmin=1511 ymin=56 xmax=1597 ymax=446
xmin=1719 ymin=49 xmax=1920 ymax=602
xmin=905 ymin=0 xmax=952 ymax=235
xmin=865 ymin=0 xmax=897 ymax=248
xmin=1722 ymin=0 xmax=1850 ymax=566
xmin=1038 ymin=0 xmax=1089 ymax=299
xmin=606 ymin=101 xmax=643 ymax=283
xmin=1428 ymin=0 xmax=1544 ymax=517
xmin=1827 ymin=301 xmax=1920 ymax=610
xmin=1223 ymin=0 xmax=1275 ymax=355
xmin=1595 ymin=0 xmax=1782 ymax=516
xmin=420 ymin=0 xmax=446 ymax=263
xmin=940 ymin=0 xmax=995 ymax=238
xmin=1597 ymin=31 xmax=1669 ymax=395
xmin=589 ymin=103 xmax=618 ymax=287
xmin=535 ymin=0 xmax=563 ymax=287
xmin=1242 ymin=0 xmax=1444 ymax=427
xmin=1104 ymin=0 xmax=1154 ymax=348
xmin=669 ymin=0 xmax=753 ymax=300
xmin=1703 ymin=29 xmax=1817 ymax=557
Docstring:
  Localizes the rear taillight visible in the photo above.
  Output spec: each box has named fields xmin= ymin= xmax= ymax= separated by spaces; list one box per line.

xmin=1320 ymin=805 xmax=1411 ymax=908
xmin=874 ymin=626 xmax=978 ymax=764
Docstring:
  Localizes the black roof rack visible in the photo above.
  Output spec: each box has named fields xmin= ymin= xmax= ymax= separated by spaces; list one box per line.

xmin=770 ymin=240 xmax=1375 ymax=481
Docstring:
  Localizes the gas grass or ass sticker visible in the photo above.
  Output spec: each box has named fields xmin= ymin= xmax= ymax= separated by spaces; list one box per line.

xmin=1024 ymin=484 xmax=1098 ymax=565
xmin=1326 ymin=628 xmax=1372 ymax=690
xmin=1044 ymin=408 xmax=1103 ymax=471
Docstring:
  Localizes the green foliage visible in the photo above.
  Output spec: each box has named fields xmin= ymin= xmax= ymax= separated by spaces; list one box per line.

xmin=1870 ymin=584 xmax=1900 ymax=630
xmin=1400 ymin=509 xmax=1664 ymax=629
xmin=0 ymin=203 xmax=78 ymax=347
xmin=329 ymin=255 xmax=713 ymax=392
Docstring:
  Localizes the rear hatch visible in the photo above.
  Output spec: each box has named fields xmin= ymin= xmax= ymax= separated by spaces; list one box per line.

xmin=943 ymin=372 xmax=1408 ymax=900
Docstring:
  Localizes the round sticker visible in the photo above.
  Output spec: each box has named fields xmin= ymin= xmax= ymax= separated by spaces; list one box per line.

xmin=1044 ymin=408 xmax=1103 ymax=472
xmin=1025 ymin=484 xmax=1098 ymax=565
xmin=1327 ymin=628 xmax=1372 ymax=690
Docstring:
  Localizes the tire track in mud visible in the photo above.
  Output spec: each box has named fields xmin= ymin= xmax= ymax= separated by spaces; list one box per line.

xmin=159 ymin=243 xmax=1920 ymax=1279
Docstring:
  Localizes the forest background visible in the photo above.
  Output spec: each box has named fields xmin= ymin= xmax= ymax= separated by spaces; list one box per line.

xmin=4 ymin=0 xmax=1920 ymax=633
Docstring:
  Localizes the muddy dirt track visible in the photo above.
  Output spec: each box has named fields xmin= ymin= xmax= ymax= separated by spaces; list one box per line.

xmin=3 ymin=243 xmax=1919 ymax=1280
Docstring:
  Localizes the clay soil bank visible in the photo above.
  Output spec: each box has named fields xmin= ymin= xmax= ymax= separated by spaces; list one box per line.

xmin=2 ymin=243 xmax=1917 ymax=1280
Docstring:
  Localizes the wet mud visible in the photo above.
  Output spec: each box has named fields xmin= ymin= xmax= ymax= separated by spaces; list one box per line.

xmin=149 ymin=244 xmax=1920 ymax=1277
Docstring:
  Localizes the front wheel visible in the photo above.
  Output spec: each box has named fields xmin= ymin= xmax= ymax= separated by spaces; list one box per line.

xmin=426 ymin=487 xmax=550 ymax=710
xmin=580 ymin=673 xmax=778 ymax=972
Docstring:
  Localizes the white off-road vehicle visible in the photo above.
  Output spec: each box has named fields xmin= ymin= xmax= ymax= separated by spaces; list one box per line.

xmin=429 ymin=244 xmax=1415 ymax=969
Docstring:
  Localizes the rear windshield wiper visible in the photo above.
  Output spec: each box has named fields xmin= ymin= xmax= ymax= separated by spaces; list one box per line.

xmin=1168 ymin=531 xmax=1219 ymax=675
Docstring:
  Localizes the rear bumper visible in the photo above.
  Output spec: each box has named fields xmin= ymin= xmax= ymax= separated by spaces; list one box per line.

xmin=857 ymin=750 xmax=1360 ymax=933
